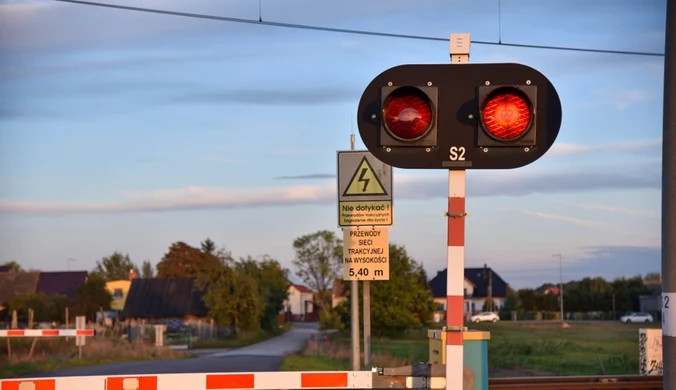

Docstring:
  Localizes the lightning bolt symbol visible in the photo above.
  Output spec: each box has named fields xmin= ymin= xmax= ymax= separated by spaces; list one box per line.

xmin=358 ymin=168 xmax=370 ymax=192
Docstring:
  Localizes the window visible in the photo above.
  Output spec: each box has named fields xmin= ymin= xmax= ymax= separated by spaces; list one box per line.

xmin=112 ymin=289 xmax=124 ymax=299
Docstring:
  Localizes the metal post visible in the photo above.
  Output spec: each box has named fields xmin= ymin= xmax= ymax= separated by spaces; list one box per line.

xmin=349 ymin=133 xmax=361 ymax=371
xmin=363 ymin=280 xmax=371 ymax=370
xmin=553 ymin=254 xmax=564 ymax=322
xmin=445 ymin=33 xmax=470 ymax=390
xmin=353 ymin=117 xmax=373 ymax=370
xmin=662 ymin=0 xmax=675 ymax=389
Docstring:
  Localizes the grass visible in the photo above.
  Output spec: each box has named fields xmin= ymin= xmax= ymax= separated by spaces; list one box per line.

xmin=190 ymin=324 xmax=292 ymax=349
xmin=0 ymin=337 xmax=191 ymax=379
xmin=279 ymin=321 xmax=661 ymax=377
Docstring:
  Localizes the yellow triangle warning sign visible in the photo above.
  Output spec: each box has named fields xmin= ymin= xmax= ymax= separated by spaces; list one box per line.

xmin=343 ymin=157 xmax=388 ymax=197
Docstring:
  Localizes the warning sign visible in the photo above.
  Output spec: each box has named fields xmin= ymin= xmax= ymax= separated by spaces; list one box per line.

xmin=339 ymin=201 xmax=392 ymax=226
xmin=343 ymin=157 xmax=388 ymax=196
xmin=342 ymin=227 xmax=389 ymax=281
xmin=337 ymin=151 xmax=393 ymax=228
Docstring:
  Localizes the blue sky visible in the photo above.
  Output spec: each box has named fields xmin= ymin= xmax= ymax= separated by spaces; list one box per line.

xmin=0 ymin=0 xmax=666 ymax=289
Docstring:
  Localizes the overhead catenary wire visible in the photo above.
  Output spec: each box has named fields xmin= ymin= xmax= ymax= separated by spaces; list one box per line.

xmin=53 ymin=0 xmax=664 ymax=57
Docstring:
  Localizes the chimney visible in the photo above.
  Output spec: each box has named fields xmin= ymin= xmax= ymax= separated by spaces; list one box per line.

xmin=128 ymin=269 xmax=137 ymax=281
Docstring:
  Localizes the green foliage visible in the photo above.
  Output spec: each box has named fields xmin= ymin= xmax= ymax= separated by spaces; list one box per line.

xmin=236 ymin=255 xmax=289 ymax=332
xmin=201 ymin=238 xmax=217 ymax=255
xmin=93 ymin=252 xmax=139 ymax=281
xmin=524 ymin=275 xmax=653 ymax=314
xmin=71 ymin=273 xmax=113 ymax=321
xmin=318 ymin=308 xmax=343 ymax=331
xmin=201 ymin=265 xmax=262 ymax=335
xmin=1 ymin=261 xmax=23 ymax=272
xmin=338 ymin=244 xmax=436 ymax=338
xmin=141 ymin=260 xmax=155 ymax=278
xmin=501 ymin=289 xmax=520 ymax=312
xmin=292 ymin=230 xmax=342 ymax=314
xmin=156 ymin=241 xmax=225 ymax=279
xmin=201 ymin=254 xmax=287 ymax=335
xmin=9 ymin=292 xmax=68 ymax=323
xmin=482 ymin=297 xmax=496 ymax=312
xmin=7 ymin=275 xmax=111 ymax=323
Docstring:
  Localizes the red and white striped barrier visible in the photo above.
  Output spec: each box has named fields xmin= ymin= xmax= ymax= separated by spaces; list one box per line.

xmin=0 ymin=371 xmax=376 ymax=390
xmin=0 ymin=329 xmax=94 ymax=337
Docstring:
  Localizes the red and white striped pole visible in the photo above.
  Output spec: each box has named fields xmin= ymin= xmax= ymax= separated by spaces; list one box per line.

xmin=446 ymin=33 xmax=470 ymax=390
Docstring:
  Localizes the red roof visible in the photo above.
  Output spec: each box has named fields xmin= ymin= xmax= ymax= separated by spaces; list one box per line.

xmin=290 ymin=282 xmax=313 ymax=294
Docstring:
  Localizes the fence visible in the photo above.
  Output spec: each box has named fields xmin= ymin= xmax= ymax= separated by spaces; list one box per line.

xmin=496 ymin=310 xmax=664 ymax=322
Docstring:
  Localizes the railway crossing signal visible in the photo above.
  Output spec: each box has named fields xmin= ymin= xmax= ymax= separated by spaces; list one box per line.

xmin=356 ymin=63 xmax=563 ymax=170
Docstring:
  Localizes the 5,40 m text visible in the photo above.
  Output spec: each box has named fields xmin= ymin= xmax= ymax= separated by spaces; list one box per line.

xmin=348 ymin=268 xmax=384 ymax=277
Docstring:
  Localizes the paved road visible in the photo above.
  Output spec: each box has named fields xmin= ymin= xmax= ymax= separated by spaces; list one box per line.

xmin=24 ymin=323 xmax=320 ymax=378
xmin=205 ymin=322 xmax=319 ymax=358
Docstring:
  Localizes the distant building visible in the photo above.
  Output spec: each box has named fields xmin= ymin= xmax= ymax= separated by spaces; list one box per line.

xmin=639 ymin=279 xmax=662 ymax=313
xmin=284 ymin=281 xmax=315 ymax=322
xmin=35 ymin=271 xmax=88 ymax=298
xmin=122 ymin=278 xmax=209 ymax=323
xmin=543 ymin=286 xmax=560 ymax=295
xmin=105 ymin=269 xmax=137 ymax=311
xmin=428 ymin=265 xmax=510 ymax=320
xmin=0 ymin=270 xmax=88 ymax=321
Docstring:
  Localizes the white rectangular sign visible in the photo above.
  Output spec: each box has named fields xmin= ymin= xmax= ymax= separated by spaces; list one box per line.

xmin=337 ymin=150 xmax=393 ymax=228
xmin=639 ymin=328 xmax=663 ymax=376
xmin=342 ymin=227 xmax=389 ymax=281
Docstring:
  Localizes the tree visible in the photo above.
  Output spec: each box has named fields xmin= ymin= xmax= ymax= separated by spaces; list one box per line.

xmin=1 ymin=261 xmax=23 ymax=272
xmin=502 ymin=289 xmax=520 ymax=312
xmin=156 ymin=242 xmax=225 ymax=279
xmin=337 ymin=244 xmax=436 ymax=338
xmin=644 ymin=272 xmax=661 ymax=283
xmin=292 ymin=230 xmax=342 ymax=316
xmin=93 ymin=252 xmax=139 ymax=281
xmin=236 ymin=256 xmax=289 ymax=331
xmin=71 ymin=274 xmax=113 ymax=321
xmin=201 ymin=265 xmax=262 ymax=336
xmin=201 ymin=238 xmax=217 ymax=255
xmin=9 ymin=291 xmax=60 ymax=323
xmin=141 ymin=260 xmax=155 ymax=278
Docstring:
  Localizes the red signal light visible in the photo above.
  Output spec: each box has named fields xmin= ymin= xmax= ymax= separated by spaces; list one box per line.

xmin=382 ymin=87 xmax=434 ymax=141
xmin=481 ymin=87 xmax=533 ymax=141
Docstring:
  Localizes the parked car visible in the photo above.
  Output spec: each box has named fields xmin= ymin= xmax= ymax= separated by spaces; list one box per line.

xmin=620 ymin=312 xmax=654 ymax=323
xmin=470 ymin=312 xmax=500 ymax=323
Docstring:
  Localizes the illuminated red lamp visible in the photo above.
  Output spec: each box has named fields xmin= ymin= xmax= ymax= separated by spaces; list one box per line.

xmin=382 ymin=87 xmax=434 ymax=141
xmin=480 ymin=87 xmax=533 ymax=141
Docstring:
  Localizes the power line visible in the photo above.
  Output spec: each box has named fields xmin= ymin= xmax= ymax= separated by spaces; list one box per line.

xmin=53 ymin=0 xmax=664 ymax=57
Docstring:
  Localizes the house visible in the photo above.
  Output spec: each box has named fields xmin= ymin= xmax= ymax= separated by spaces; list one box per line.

xmin=284 ymin=281 xmax=315 ymax=322
xmin=331 ymin=278 xmax=346 ymax=308
xmin=122 ymin=278 xmax=209 ymax=323
xmin=105 ymin=269 xmax=137 ymax=311
xmin=0 ymin=271 xmax=40 ymax=320
xmin=543 ymin=286 xmax=560 ymax=295
xmin=428 ymin=265 xmax=509 ymax=321
xmin=0 ymin=270 xmax=88 ymax=321
xmin=639 ymin=280 xmax=662 ymax=313
xmin=106 ymin=280 xmax=132 ymax=311
xmin=35 ymin=271 xmax=88 ymax=298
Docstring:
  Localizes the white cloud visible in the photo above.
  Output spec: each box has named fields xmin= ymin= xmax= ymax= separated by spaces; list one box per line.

xmin=513 ymin=210 xmax=611 ymax=227
xmin=0 ymin=164 xmax=661 ymax=214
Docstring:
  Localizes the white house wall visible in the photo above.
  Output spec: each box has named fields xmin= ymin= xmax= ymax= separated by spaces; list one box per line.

xmin=284 ymin=287 xmax=314 ymax=316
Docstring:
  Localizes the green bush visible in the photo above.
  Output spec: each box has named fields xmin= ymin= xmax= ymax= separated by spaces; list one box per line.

xmin=319 ymin=309 xmax=343 ymax=330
